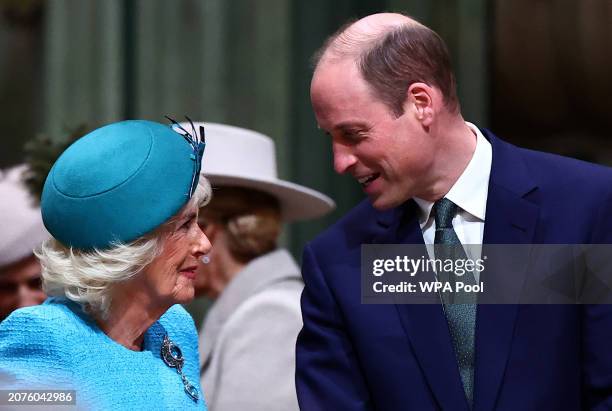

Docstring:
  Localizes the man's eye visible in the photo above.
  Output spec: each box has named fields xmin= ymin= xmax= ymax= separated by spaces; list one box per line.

xmin=344 ymin=131 xmax=366 ymax=142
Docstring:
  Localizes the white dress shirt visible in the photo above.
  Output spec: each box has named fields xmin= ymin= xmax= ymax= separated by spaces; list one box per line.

xmin=413 ymin=122 xmax=492 ymax=280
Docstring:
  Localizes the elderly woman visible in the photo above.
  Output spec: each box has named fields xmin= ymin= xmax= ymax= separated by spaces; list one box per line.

xmin=0 ymin=120 xmax=211 ymax=410
xmin=189 ymin=123 xmax=335 ymax=411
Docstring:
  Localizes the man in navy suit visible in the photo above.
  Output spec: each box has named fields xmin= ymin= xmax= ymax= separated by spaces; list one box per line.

xmin=296 ymin=12 xmax=612 ymax=410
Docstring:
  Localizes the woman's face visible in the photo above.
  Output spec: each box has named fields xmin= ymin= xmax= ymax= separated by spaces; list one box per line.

xmin=140 ymin=201 xmax=212 ymax=306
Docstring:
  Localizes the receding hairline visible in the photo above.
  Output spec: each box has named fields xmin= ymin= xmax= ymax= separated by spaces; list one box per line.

xmin=315 ymin=13 xmax=425 ymax=67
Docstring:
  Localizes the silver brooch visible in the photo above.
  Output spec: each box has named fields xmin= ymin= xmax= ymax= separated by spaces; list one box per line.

xmin=161 ymin=334 xmax=199 ymax=402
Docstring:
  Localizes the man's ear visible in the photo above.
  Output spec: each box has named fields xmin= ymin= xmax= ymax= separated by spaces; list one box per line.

xmin=406 ymin=82 xmax=435 ymax=127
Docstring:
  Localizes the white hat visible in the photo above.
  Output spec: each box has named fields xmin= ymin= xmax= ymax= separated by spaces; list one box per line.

xmin=178 ymin=122 xmax=335 ymax=222
xmin=0 ymin=165 xmax=49 ymax=267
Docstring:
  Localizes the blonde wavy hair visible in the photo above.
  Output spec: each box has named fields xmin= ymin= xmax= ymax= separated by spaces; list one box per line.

xmin=36 ymin=178 xmax=212 ymax=318
xmin=199 ymin=186 xmax=281 ymax=263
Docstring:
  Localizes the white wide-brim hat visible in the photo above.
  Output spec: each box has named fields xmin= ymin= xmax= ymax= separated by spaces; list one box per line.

xmin=0 ymin=165 xmax=49 ymax=267
xmin=178 ymin=122 xmax=335 ymax=222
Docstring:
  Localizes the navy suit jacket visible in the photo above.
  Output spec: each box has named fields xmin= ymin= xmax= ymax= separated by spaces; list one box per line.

xmin=296 ymin=130 xmax=612 ymax=410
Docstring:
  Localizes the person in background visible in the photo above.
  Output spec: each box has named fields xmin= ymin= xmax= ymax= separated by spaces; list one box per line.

xmin=188 ymin=122 xmax=335 ymax=411
xmin=0 ymin=164 xmax=48 ymax=322
xmin=0 ymin=119 xmax=212 ymax=410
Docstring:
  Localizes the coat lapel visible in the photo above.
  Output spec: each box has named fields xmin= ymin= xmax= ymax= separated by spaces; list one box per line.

xmin=374 ymin=201 xmax=471 ymax=410
xmin=369 ymin=131 xmax=541 ymax=411
xmin=474 ymin=130 xmax=540 ymax=411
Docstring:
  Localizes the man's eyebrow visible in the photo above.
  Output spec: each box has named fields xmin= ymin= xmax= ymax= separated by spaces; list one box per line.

xmin=334 ymin=122 xmax=369 ymax=131
xmin=316 ymin=122 xmax=369 ymax=135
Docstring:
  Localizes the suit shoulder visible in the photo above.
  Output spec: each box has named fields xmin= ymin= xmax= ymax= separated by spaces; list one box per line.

xmin=233 ymin=286 xmax=302 ymax=322
xmin=309 ymin=199 xmax=380 ymax=250
xmin=217 ymin=287 xmax=303 ymax=354
xmin=517 ymin=146 xmax=612 ymax=188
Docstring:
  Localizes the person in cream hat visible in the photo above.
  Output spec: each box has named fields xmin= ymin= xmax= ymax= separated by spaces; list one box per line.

xmin=185 ymin=122 xmax=335 ymax=411
xmin=0 ymin=164 xmax=48 ymax=322
xmin=199 ymin=122 xmax=334 ymax=221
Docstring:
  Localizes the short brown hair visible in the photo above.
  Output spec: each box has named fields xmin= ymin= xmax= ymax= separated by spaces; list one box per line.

xmin=359 ymin=24 xmax=458 ymax=116
xmin=315 ymin=19 xmax=459 ymax=116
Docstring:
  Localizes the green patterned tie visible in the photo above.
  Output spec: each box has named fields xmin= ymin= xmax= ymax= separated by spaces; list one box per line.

xmin=433 ymin=198 xmax=477 ymax=407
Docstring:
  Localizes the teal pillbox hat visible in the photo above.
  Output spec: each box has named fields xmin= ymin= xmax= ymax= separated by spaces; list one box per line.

xmin=41 ymin=120 xmax=203 ymax=250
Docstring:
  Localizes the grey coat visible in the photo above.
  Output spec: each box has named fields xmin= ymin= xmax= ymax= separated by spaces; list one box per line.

xmin=199 ymin=249 xmax=303 ymax=411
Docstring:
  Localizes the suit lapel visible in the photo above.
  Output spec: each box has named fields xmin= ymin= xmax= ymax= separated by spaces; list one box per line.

xmin=474 ymin=130 xmax=540 ymax=411
xmin=367 ymin=131 xmax=541 ymax=410
xmin=375 ymin=202 xmax=471 ymax=411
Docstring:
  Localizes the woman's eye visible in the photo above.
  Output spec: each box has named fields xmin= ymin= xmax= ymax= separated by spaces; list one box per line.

xmin=181 ymin=218 xmax=195 ymax=230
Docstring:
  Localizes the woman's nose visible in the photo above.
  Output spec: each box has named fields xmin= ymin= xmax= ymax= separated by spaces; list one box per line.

xmin=193 ymin=224 xmax=212 ymax=258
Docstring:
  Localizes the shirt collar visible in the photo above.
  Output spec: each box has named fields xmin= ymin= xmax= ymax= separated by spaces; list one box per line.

xmin=413 ymin=122 xmax=492 ymax=225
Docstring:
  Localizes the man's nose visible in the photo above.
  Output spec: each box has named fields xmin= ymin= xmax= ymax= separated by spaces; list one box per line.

xmin=333 ymin=143 xmax=357 ymax=174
